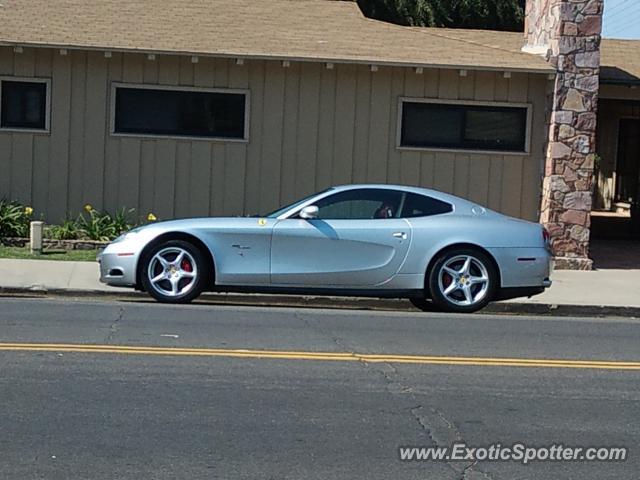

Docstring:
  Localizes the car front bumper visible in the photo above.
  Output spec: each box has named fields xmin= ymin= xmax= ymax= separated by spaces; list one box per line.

xmin=98 ymin=251 xmax=138 ymax=287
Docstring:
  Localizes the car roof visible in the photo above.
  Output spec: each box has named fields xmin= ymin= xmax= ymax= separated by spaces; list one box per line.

xmin=329 ymin=184 xmax=476 ymax=209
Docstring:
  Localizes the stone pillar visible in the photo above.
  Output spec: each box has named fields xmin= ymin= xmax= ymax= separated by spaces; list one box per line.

xmin=525 ymin=0 xmax=604 ymax=270
xmin=523 ymin=0 xmax=561 ymax=55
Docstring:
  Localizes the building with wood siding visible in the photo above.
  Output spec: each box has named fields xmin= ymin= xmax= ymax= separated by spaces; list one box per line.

xmin=0 ymin=0 xmax=639 ymax=268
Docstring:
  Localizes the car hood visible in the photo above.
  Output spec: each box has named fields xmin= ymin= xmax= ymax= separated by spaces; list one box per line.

xmin=139 ymin=216 xmax=273 ymax=234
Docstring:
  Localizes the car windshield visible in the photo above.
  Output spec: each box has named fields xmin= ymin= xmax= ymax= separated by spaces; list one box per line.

xmin=264 ymin=188 xmax=334 ymax=218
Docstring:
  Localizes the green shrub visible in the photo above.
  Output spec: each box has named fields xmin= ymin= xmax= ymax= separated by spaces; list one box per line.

xmin=1 ymin=201 xmax=140 ymax=241
xmin=0 ymin=200 xmax=33 ymax=238
xmin=111 ymin=208 xmax=136 ymax=237
xmin=45 ymin=218 xmax=83 ymax=240
xmin=76 ymin=206 xmax=136 ymax=241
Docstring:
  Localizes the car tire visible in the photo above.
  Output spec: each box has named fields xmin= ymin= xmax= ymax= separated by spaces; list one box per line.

xmin=141 ymin=239 xmax=208 ymax=304
xmin=427 ymin=248 xmax=498 ymax=314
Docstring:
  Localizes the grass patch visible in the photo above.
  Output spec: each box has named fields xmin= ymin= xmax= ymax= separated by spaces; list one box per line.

xmin=0 ymin=245 xmax=100 ymax=262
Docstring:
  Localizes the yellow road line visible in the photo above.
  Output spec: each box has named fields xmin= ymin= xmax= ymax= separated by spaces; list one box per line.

xmin=0 ymin=343 xmax=639 ymax=370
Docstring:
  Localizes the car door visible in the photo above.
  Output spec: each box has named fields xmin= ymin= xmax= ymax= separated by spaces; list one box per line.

xmin=270 ymin=188 xmax=412 ymax=286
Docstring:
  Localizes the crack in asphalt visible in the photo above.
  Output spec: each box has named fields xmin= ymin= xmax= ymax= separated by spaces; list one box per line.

xmin=407 ymin=405 xmax=494 ymax=480
xmin=295 ymin=310 xmax=353 ymax=353
xmin=435 ymin=407 xmax=464 ymax=443
xmin=461 ymin=460 xmax=494 ymax=480
xmin=409 ymin=404 xmax=466 ymax=478
xmin=410 ymin=405 xmax=441 ymax=450
xmin=294 ymin=311 xmax=496 ymax=479
xmin=461 ymin=461 xmax=478 ymax=479
xmin=297 ymin=309 xmax=438 ymax=460
xmin=104 ymin=306 xmax=125 ymax=344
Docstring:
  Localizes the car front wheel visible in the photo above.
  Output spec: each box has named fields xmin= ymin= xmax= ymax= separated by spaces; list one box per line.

xmin=427 ymin=248 xmax=497 ymax=313
xmin=141 ymin=240 xmax=207 ymax=303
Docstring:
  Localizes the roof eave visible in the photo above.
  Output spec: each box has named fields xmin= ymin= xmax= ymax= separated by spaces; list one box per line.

xmin=0 ymin=41 xmax=555 ymax=75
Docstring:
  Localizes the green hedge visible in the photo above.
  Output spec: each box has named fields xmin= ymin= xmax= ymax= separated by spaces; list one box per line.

xmin=0 ymin=200 xmax=158 ymax=241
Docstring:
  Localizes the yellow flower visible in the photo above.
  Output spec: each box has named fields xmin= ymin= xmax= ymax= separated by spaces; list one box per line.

xmin=84 ymin=203 xmax=94 ymax=213
xmin=147 ymin=213 xmax=157 ymax=222
xmin=24 ymin=206 xmax=34 ymax=216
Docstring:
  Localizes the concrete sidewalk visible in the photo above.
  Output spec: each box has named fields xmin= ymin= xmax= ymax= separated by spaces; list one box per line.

xmin=0 ymin=258 xmax=129 ymax=293
xmin=1 ymin=258 xmax=639 ymax=313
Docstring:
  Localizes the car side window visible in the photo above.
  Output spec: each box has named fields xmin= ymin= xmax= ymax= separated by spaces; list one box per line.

xmin=312 ymin=189 xmax=404 ymax=220
xmin=401 ymin=193 xmax=452 ymax=218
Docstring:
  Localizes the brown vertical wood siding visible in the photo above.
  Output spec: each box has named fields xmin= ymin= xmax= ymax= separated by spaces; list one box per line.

xmin=0 ymin=47 xmax=549 ymax=223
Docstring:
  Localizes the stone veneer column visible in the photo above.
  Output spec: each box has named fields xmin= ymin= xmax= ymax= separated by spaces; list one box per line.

xmin=526 ymin=0 xmax=604 ymax=270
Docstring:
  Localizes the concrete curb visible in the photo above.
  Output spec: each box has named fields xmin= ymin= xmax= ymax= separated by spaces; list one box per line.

xmin=1 ymin=286 xmax=639 ymax=318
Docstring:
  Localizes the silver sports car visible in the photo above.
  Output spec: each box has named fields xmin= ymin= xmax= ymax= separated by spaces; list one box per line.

xmin=98 ymin=184 xmax=552 ymax=313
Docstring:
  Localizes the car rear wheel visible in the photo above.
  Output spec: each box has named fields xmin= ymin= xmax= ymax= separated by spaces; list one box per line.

xmin=427 ymin=248 xmax=497 ymax=313
xmin=141 ymin=240 xmax=207 ymax=304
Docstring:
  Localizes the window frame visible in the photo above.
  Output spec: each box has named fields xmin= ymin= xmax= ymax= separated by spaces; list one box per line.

xmin=109 ymin=82 xmax=250 ymax=142
xmin=396 ymin=97 xmax=532 ymax=156
xmin=0 ymin=76 xmax=51 ymax=134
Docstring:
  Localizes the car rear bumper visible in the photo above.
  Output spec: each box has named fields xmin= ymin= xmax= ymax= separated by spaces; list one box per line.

xmin=496 ymin=285 xmax=548 ymax=301
xmin=487 ymin=247 xmax=552 ymax=289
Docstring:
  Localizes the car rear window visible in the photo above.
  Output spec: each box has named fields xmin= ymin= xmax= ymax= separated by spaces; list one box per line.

xmin=401 ymin=193 xmax=453 ymax=218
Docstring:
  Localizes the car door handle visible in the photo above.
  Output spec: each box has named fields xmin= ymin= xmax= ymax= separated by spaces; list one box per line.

xmin=392 ymin=232 xmax=407 ymax=240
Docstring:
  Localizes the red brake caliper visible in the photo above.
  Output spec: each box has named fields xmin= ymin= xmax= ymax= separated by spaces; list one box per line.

xmin=181 ymin=259 xmax=193 ymax=272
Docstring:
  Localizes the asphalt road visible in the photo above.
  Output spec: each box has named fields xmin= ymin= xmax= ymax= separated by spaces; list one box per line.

xmin=0 ymin=297 xmax=638 ymax=479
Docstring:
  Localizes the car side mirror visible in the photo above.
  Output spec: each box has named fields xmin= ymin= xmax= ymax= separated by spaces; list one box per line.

xmin=299 ymin=205 xmax=319 ymax=220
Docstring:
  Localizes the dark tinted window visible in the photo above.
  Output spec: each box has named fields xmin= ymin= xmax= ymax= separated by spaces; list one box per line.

xmin=401 ymin=102 xmax=527 ymax=152
xmin=114 ymin=87 xmax=246 ymax=139
xmin=313 ymin=189 xmax=404 ymax=220
xmin=401 ymin=193 xmax=452 ymax=218
xmin=1 ymin=80 xmax=47 ymax=130
xmin=266 ymin=188 xmax=334 ymax=218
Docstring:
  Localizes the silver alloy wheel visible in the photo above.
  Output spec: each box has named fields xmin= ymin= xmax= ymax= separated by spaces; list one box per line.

xmin=437 ymin=254 xmax=490 ymax=307
xmin=147 ymin=247 xmax=198 ymax=297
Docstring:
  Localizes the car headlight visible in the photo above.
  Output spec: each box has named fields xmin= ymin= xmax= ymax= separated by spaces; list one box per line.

xmin=111 ymin=228 xmax=142 ymax=243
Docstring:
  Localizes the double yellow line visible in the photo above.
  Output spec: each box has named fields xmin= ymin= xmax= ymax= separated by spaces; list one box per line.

xmin=1 ymin=343 xmax=639 ymax=370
